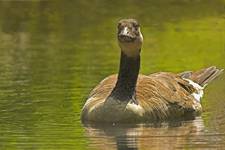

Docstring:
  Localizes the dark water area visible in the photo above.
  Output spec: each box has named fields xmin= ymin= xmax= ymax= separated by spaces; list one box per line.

xmin=0 ymin=1 xmax=224 ymax=149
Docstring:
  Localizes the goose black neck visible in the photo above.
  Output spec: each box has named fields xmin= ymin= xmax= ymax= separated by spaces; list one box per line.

xmin=110 ymin=51 xmax=140 ymax=102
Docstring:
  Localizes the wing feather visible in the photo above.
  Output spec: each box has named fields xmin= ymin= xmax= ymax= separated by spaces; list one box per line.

xmin=84 ymin=72 xmax=201 ymax=120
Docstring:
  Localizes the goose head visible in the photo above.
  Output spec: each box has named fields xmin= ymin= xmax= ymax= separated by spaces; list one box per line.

xmin=117 ymin=19 xmax=143 ymax=57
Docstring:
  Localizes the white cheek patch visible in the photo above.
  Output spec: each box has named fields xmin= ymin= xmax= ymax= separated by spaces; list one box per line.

xmin=138 ymin=28 xmax=143 ymax=42
xmin=119 ymin=42 xmax=141 ymax=57
xmin=118 ymin=28 xmax=143 ymax=57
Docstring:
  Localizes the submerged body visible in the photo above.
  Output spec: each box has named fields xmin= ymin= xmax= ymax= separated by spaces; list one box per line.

xmin=81 ymin=19 xmax=223 ymax=123
xmin=81 ymin=73 xmax=203 ymax=123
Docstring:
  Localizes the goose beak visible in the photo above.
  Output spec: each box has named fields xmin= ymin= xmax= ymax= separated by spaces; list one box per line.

xmin=118 ymin=27 xmax=136 ymax=42
xmin=119 ymin=27 xmax=129 ymax=36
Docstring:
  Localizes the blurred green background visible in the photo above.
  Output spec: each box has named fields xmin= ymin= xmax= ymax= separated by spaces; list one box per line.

xmin=0 ymin=0 xmax=224 ymax=149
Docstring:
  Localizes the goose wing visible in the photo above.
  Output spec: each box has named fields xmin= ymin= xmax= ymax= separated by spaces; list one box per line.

xmin=85 ymin=73 xmax=201 ymax=121
xmin=136 ymin=72 xmax=201 ymax=120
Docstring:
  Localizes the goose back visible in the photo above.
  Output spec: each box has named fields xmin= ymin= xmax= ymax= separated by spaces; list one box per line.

xmin=81 ymin=72 xmax=201 ymax=123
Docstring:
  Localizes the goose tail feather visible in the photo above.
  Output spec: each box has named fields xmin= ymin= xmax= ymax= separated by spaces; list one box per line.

xmin=179 ymin=66 xmax=223 ymax=87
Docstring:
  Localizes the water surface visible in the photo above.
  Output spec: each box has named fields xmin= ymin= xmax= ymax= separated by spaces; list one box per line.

xmin=0 ymin=1 xmax=225 ymax=149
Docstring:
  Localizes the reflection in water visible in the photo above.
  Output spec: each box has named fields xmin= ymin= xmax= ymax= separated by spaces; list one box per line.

xmin=83 ymin=117 xmax=215 ymax=150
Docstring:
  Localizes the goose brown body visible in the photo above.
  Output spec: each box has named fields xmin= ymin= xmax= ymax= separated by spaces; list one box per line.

xmin=81 ymin=73 xmax=201 ymax=123
xmin=81 ymin=19 xmax=223 ymax=123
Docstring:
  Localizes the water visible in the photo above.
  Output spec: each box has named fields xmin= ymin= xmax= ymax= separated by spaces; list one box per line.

xmin=0 ymin=1 xmax=224 ymax=149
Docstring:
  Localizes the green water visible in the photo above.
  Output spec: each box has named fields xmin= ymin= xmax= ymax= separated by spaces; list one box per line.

xmin=0 ymin=1 xmax=224 ymax=149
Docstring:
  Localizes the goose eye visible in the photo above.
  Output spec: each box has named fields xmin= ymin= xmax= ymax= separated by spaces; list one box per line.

xmin=134 ymin=23 xmax=139 ymax=28
xmin=118 ymin=23 xmax=122 ymax=29
xmin=132 ymin=23 xmax=139 ymax=30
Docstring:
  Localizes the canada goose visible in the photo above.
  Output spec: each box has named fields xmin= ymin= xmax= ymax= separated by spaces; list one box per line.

xmin=81 ymin=19 xmax=223 ymax=123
